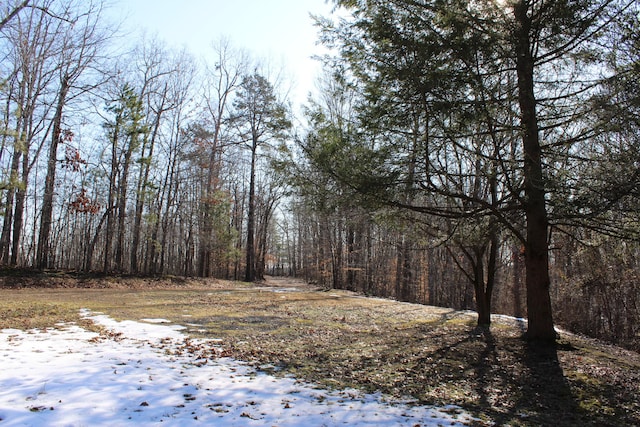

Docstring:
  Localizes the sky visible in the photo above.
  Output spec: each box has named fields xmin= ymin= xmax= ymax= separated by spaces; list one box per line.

xmin=109 ymin=0 xmax=338 ymax=109
xmin=0 ymin=309 xmax=478 ymax=426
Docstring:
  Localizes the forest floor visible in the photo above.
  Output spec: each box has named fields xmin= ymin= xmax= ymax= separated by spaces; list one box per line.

xmin=0 ymin=270 xmax=639 ymax=426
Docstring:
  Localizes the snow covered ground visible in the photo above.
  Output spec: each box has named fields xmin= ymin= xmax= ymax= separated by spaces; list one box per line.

xmin=0 ymin=310 xmax=477 ymax=426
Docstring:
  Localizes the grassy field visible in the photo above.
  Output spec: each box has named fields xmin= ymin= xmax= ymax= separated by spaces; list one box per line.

xmin=1 ymin=273 xmax=638 ymax=426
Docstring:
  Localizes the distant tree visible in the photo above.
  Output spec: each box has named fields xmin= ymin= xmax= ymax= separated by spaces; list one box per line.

xmin=197 ymin=39 xmax=245 ymax=277
xmin=99 ymin=83 xmax=147 ymax=273
xmin=129 ymin=40 xmax=195 ymax=274
xmin=232 ymin=72 xmax=291 ymax=282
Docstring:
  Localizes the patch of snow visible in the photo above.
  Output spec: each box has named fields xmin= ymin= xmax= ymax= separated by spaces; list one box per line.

xmin=491 ymin=314 xmax=527 ymax=324
xmin=0 ymin=311 xmax=478 ymax=426
xmin=140 ymin=318 xmax=172 ymax=324
xmin=253 ymin=287 xmax=308 ymax=293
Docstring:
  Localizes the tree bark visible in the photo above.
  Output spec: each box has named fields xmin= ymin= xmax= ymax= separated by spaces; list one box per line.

xmin=514 ymin=1 xmax=556 ymax=342
xmin=37 ymin=75 xmax=70 ymax=269
xmin=476 ymin=227 xmax=498 ymax=327
xmin=114 ymin=142 xmax=133 ymax=272
xmin=103 ymin=120 xmax=119 ymax=274
xmin=244 ymin=137 xmax=257 ymax=282
xmin=0 ymin=148 xmax=20 ymax=264
xmin=0 ymin=78 xmax=26 ymax=265
xmin=84 ymin=209 xmax=109 ymax=272
xmin=11 ymin=129 xmax=30 ymax=266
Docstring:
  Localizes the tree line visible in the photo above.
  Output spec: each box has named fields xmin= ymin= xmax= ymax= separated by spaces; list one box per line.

xmin=280 ymin=0 xmax=640 ymax=348
xmin=1 ymin=0 xmax=639 ymax=350
xmin=0 ymin=0 xmax=291 ymax=282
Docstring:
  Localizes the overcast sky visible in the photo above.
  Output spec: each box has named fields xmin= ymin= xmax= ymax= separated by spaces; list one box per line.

xmin=110 ymin=0 xmax=336 ymax=108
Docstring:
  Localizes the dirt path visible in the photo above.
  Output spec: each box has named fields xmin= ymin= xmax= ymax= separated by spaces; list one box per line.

xmin=261 ymin=275 xmax=316 ymax=289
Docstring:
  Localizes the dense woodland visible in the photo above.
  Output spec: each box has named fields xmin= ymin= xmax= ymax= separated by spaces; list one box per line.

xmin=1 ymin=0 xmax=639 ymax=350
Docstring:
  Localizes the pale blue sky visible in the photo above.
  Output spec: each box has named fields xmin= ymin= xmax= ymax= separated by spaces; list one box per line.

xmin=111 ymin=0 xmax=336 ymax=107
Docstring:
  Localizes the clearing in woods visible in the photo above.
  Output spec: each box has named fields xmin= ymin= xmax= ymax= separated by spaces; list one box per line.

xmin=0 ymin=272 xmax=639 ymax=426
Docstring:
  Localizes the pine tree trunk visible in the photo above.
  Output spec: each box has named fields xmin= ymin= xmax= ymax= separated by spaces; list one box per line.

xmin=131 ymin=87 xmax=165 ymax=274
xmin=103 ymin=122 xmax=119 ymax=274
xmin=244 ymin=139 xmax=257 ymax=282
xmin=514 ymin=1 xmax=556 ymax=343
xmin=114 ymin=146 xmax=133 ymax=272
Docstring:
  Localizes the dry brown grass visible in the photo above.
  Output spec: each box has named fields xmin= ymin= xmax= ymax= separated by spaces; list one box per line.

xmin=0 ymin=272 xmax=638 ymax=426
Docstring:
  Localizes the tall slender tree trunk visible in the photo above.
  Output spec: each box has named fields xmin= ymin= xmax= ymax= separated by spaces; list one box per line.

xmin=256 ymin=214 xmax=268 ymax=281
xmin=346 ymin=224 xmax=357 ymax=291
xmin=130 ymin=135 xmax=150 ymax=273
xmin=184 ymin=225 xmax=194 ymax=276
xmin=197 ymin=128 xmax=221 ymax=278
xmin=232 ymin=184 xmax=245 ymax=280
xmin=146 ymin=217 xmax=161 ymax=275
xmin=331 ymin=217 xmax=343 ymax=289
xmin=0 ymin=83 xmax=25 ymax=265
xmin=158 ymin=150 xmax=179 ymax=275
xmin=245 ymin=138 xmax=257 ymax=282
xmin=114 ymin=133 xmax=137 ymax=272
xmin=0 ymin=150 xmax=20 ymax=264
xmin=255 ymin=196 xmax=277 ymax=280
xmin=317 ymin=217 xmax=327 ymax=286
xmin=475 ymin=226 xmax=498 ymax=327
xmin=84 ymin=209 xmax=108 ymax=272
xmin=103 ymin=123 xmax=119 ymax=274
xmin=131 ymin=87 xmax=166 ymax=273
xmin=37 ymin=75 xmax=70 ymax=269
xmin=11 ymin=133 xmax=29 ymax=266
xmin=514 ymin=1 xmax=555 ymax=342
xmin=395 ymin=235 xmax=412 ymax=302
